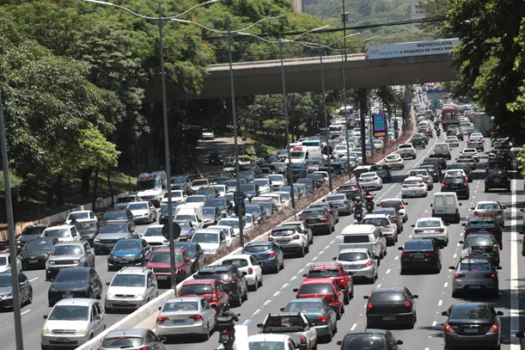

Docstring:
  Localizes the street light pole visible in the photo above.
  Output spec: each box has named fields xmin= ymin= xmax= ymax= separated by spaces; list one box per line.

xmin=226 ymin=19 xmax=244 ymax=247
xmin=340 ymin=3 xmax=352 ymax=178
xmin=319 ymin=49 xmax=333 ymax=192
xmin=0 ymin=91 xmax=24 ymax=350
xmin=278 ymin=35 xmax=296 ymax=210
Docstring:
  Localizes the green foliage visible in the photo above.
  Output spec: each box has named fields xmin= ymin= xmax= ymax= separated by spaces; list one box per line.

xmin=416 ymin=0 xmax=452 ymax=38
xmin=0 ymin=170 xmax=23 ymax=194
xmin=447 ymin=0 xmax=525 ymax=142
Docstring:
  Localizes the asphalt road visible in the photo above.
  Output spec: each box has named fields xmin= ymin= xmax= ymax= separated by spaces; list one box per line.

xmin=2 ymin=133 xmax=524 ymax=350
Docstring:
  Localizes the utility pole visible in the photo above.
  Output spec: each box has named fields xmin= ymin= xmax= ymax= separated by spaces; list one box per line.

xmin=319 ymin=49 xmax=333 ymax=191
xmin=341 ymin=2 xmax=352 ymax=177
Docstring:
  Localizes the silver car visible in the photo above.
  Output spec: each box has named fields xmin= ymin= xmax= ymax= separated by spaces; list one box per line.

xmin=257 ymin=312 xmax=318 ymax=350
xmin=100 ymin=329 xmax=166 ymax=350
xmin=94 ymin=222 xmax=137 ymax=254
xmin=408 ymin=169 xmax=434 ymax=190
xmin=41 ymin=298 xmax=105 ymax=349
xmin=336 ymin=248 xmax=378 ymax=283
xmin=450 ymin=258 xmax=500 ymax=297
xmin=155 ymin=297 xmax=217 ymax=340
xmin=472 ymin=201 xmax=506 ymax=228
xmin=269 ymin=226 xmax=309 ymax=257
xmin=361 ymin=214 xmax=397 ymax=245
xmin=0 ymin=253 xmax=22 ymax=273
xmin=46 ymin=241 xmax=95 ymax=281
xmin=325 ymin=194 xmax=353 ymax=216
xmin=105 ymin=267 xmax=158 ymax=312
xmin=127 ymin=201 xmax=157 ymax=224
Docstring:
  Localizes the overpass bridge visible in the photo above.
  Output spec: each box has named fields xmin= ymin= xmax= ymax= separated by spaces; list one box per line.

xmin=143 ymin=42 xmax=458 ymax=102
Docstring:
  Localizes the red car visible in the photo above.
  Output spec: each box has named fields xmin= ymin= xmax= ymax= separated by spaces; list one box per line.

xmin=293 ymin=278 xmax=345 ymax=319
xmin=178 ymin=279 xmax=229 ymax=312
xmin=146 ymin=247 xmax=192 ymax=283
xmin=303 ymin=263 xmax=353 ymax=305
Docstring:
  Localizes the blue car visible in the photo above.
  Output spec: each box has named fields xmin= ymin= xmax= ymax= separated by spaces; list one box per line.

xmin=242 ymin=242 xmax=284 ymax=273
xmin=107 ymin=238 xmax=152 ymax=271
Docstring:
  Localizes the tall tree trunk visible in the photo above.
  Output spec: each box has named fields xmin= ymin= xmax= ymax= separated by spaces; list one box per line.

xmin=81 ymin=167 xmax=93 ymax=197
xmin=91 ymin=168 xmax=99 ymax=212
xmin=47 ymin=174 xmax=63 ymax=209
xmin=107 ymin=169 xmax=114 ymax=207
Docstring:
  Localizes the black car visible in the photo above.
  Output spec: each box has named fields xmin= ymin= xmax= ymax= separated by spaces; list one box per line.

xmin=425 ymin=156 xmax=447 ymax=170
xmin=463 ymin=218 xmax=503 ymax=249
xmin=16 ymin=224 xmax=49 ymax=252
xmin=0 ymin=272 xmax=32 ymax=309
xmin=194 ymin=265 xmax=248 ymax=306
xmin=442 ymin=303 xmax=503 ymax=349
xmin=364 ymin=287 xmax=418 ymax=329
xmin=208 ymin=152 xmax=224 ymax=165
xmin=337 ymin=183 xmax=362 ymax=200
xmin=399 ymin=239 xmax=442 ymax=273
xmin=485 ymin=170 xmax=511 ymax=192
xmin=460 ymin=233 xmax=501 ymax=267
xmin=174 ymin=242 xmax=205 ymax=273
xmin=159 ymin=203 xmax=183 ymax=225
xmin=19 ymin=237 xmax=59 ymax=270
xmin=486 ymin=159 xmax=509 ymax=172
xmin=299 ymin=208 xmax=334 ymax=235
xmin=411 ymin=134 xmax=427 ymax=148
xmin=373 ymin=208 xmax=403 ymax=233
xmin=337 ymin=329 xmax=403 ymax=349
xmin=48 ymin=267 xmax=102 ymax=306
xmin=448 ymin=163 xmax=474 ymax=182
xmin=422 ymin=159 xmax=443 ymax=178
xmin=442 ymin=175 xmax=470 ymax=199
xmin=100 ymin=209 xmax=136 ymax=229
xmin=371 ymin=164 xmax=392 ymax=182
xmin=306 ymin=173 xmax=324 ymax=188
xmin=420 ymin=164 xmax=441 ymax=182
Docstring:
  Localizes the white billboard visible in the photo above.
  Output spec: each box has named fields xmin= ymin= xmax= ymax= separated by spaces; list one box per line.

xmin=365 ymin=38 xmax=460 ymax=60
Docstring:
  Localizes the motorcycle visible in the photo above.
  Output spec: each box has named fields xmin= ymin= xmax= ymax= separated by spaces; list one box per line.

xmin=365 ymin=201 xmax=374 ymax=213
xmin=354 ymin=208 xmax=363 ymax=222
xmin=220 ymin=329 xmax=235 ymax=350
xmin=436 ymin=128 xmax=441 ymax=137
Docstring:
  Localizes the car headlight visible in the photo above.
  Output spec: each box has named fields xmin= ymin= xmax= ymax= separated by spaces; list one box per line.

xmin=94 ymin=238 xmax=100 ymax=242
xmin=44 ymin=253 xmax=50 ymax=258
xmin=49 ymin=286 xmax=57 ymax=292
xmin=106 ymin=293 xmax=115 ymax=299
xmin=135 ymin=254 xmax=143 ymax=259
xmin=73 ymin=259 xmax=80 ymax=264
xmin=42 ymin=327 xmax=50 ymax=335
xmin=134 ymin=293 xmax=145 ymax=300
xmin=49 ymin=261 xmax=55 ymax=266
xmin=0 ymin=293 xmax=12 ymax=299
xmin=163 ymin=240 xmax=169 ymax=244
xmin=76 ymin=328 xmax=88 ymax=335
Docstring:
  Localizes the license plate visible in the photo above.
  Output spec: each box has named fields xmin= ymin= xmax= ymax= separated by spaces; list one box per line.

xmin=464 ymin=328 xmax=478 ymax=333
xmin=29 ymin=260 xmax=38 ymax=264
xmin=63 ymin=294 xmax=73 ymax=299
xmin=169 ymin=319 xmax=186 ymax=325
xmin=157 ymin=276 xmax=168 ymax=280
xmin=221 ymin=334 xmax=230 ymax=341
xmin=56 ymin=338 xmax=70 ymax=342
xmin=279 ymin=239 xmax=291 ymax=243
xmin=469 ymin=285 xmax=481 ymax=289
xmin=118 ymin=300 xmax=130 ymax=304
xmin=413 ymin=254 xmax=424 ymax=259
xmin=383 ymin=316 xmax=396 ymax=321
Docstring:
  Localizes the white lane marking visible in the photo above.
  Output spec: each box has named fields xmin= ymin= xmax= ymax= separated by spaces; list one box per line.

xmin=253 ymin=309 xmax=262 ymax=316
xmin=21 ymin=309 xmax=31 ymax=316
xmin=432 ymin=321 xmax=437 ymax=327
xmin=351 ymin=323 xmax=357 ymax=331
xmin=438 ymin=300 xmax=443 ymax=306
xmin=273 ymin=291 xmax=281 ymax=297
xmin=263 ymin=300 xmax=273 ymax=306
xmin=29 ymin=277 xmax=38 ymax=282
xmin=377 ymin=284 xmax=381 ymax=288
xmin=386 ymin=269 xmax=391 ymax=274
xmin=453 ymin=254 xmax=457 ymax=258
xmin=444 ymin=282 xmax=448 ymax=288
xmin=395 ymin=256 xmax=399 ymax=260
xmin=511 ymin=180 xmax=520 ymax=350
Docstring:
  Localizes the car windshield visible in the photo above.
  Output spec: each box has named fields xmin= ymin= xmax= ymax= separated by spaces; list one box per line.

xmin=219 ymin=220 xmax=240 ymax=228
xmin=102 ymin=338 xmax=145 ymax=348
xmin=192 ymin=233 xmax=219 ymax=244
xmin=278 ymin=193 xmax=291 ymax=200
xmin=43 ymin=229 xmax=69 ymax=238
xmin=285 ymin=301 xmax=324 ymax=313
xmin=180 ymin=283 xmax=214 ymax=295
xmin=21 ymin=226 xmax=47 ymax=236
xmin=150 ymin=252 xmax=182 ymax=263
xmin=291 ymin=152 xmax=306 ymax=159
xmin=0 ymin=275 xmax=12 ymax=287
xmin=328 ymin=195 xmax=345 ymax=201
xmin=342 ymin=334 xmax=386 ymax=348
xmin=68 ymin=212 xmax=89 ymax=220
xmin=187 ymin=196 xmax=205 ymax=203
xmin=116 ymin=197 xmax=135 ymax=204
xmin=165 ymin=192 xmax=182 ymax=198
xmin=339 ymin=252 xmax=368 ymax=261
xmin=49 ymin=306 xmax=89 ymax=321
xmin=221 ymin=258 xmax=249 ymax=268
xmin=103 ymin=211 xmax=128 ymax=220
xmin=417 ymin=220 xmax=441 ymax=228
xmin=175 ymin=221 xmax=191 ymax=230
xmin=301 ymin=210 xmax=324 ymax=218
xmin=202 ymin=208 xmax=216 ymax=215
xmin=111 ymin=274 xmax=145 ymax=287
xmin=52 ymin=245 xmax=83 ymax=256
xmin=268 ymin=175 xmax=283 ymax=182
xmin=164 ymin=301 xmax=199 ymax=312
xmin=298 ymin=283 xmax=333 ymax=294
xmin=192 ymin=180 xmax=208 ymax=186
xmin=174 ymin=243 xmax=197 ymax=259
xmin=176 ymin=215 xmax=196 ymax=221
xmin=172 ymin=176 xmax=186 ymax=184
xmin=271 ymin=229 xmax=295 ymax=237
xmin=380 ymin=200 xmax=401 ymax=208
xmin=253 ymin=179 xmax=268 ymax=186
xmin=114 ymin=240 xmax=142 ymax=251
xmin=404 ymin=179 xmax=422 ymax=185
xmin=449 ymin=305 xmax=492 ymax=319
xmin=370 ymin=291 xmax=406 ymax=302
xmin=465 ymin=236 xmax=496 ymax=246
xmin=161 ymin=204 xmax=180 ymax=214
xmin=249 ymin=342 xmax=285 ymax=350
xmin=55 ymin=269 xmax=89 ymax=282
xmin=404 ymin=240 xmax=434 ymax=251
xmin=25 ymin=239 xmax=54 ymax=250
xmin=459 ymin=261 xmax=492 ymax=272
xmin=386 ymin=155 xmax=399 ymax=160
xmin=240 ymin=184 xmax=256 ymax=192
xmin=128 ymin=203 xmax=148 ymax=210
xmin=307 ymin=269 xmax=340 ymax=278
xmin=444 ymin=177 xmax=465 ymax=184
xmin=144 ymin=227 xmax=163 ymax=236
xmin=137 ymin=179 xmax=157 ymax=191
xmin=244 ymin=244 xmax=271 ymax=253
xmin=99 ymin=224 xmax=127 ymax=234
xmin=361 ymin=218 xmax=389 ymax=227
xmin=477 ymin=203 xmax=499 ymax=210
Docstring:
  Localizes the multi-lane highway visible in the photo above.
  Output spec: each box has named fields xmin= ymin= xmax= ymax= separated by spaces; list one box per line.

xmin=1 ymin=132 xmax=524 ymax=350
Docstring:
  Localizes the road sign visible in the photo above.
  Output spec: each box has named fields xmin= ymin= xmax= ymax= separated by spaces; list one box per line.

xmin=162 ymin=222 xmax=181 ymax=240
xmin=372 ymin=113 xmax=387 ymax=137
xmin=234 ymin=191 xmax=245 ymax=205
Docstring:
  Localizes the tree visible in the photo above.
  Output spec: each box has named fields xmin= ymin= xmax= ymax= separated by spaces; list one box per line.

xmin=447 ymin=0 xmax=525 ymax=143
xmin=416 ymin=0 xmax=452 ymax=38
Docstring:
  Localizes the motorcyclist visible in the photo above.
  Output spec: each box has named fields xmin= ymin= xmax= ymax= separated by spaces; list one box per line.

xmin=364 ymin=190 xmax=375 ymax=212
xmin=353 ymin=197 xmax=364 ymax=221
xmin=216 ymin=303 xmax=239 ymax=349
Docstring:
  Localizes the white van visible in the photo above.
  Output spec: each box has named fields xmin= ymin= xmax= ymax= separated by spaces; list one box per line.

xmin=433 ymin=143 xmax=452 ymax=160
xmin=336 ymin=224 xmax=387 ymax=259
xmin=431 ymin=193 xmax=462 ymax=223
xmin=289 ymin=146 xmax=309 ymax=164
xmin=175 ymin=206 xmax=204 ymax=227
xmin=301 ymin=140 xmax=323 ymax=154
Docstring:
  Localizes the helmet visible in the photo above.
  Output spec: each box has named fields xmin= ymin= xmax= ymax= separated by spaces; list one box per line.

xmin=220 ymin=303 xmax=231 ymax=312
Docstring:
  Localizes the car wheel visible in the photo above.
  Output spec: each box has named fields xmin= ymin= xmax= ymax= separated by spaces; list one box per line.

xmin=344 ymin=291 xmax=350 ymax=305
xmin=424 ymin=192 xmax=428 ymax=197
xmin=243 ymin=287 xmax=248 ymax=302
xmin=299 ymin=246 xmax=305 ymax=257
xmin=274 ymin=264 xmax=280 ymax=274
xmin=485 ymin=187 xmax=489 ymax=192
xmin=26 ymin=289 xmax=33 ymax=305
xmin=336 ymin=308 xmax=341 ymax=320
xmin=305 ymin=244 xmax=310 ymax=254
xmin=251 ymin=279 xmax=258 ymax=291
xmin=41 ymin=346 xmax=50 ymax=350
xmin=259 ymin=275 xmax=263 ymax=287
xmin=203 ymin=323 xmax=210 ymax=340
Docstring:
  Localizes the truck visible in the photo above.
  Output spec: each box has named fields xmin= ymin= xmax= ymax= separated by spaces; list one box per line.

xmin=441 ymin=106 xmax=459 ymax=130
xmin=136 ymin=171 xmax=167 ymax=207
xmin=472 ymin=112 xmax=492 ymax=136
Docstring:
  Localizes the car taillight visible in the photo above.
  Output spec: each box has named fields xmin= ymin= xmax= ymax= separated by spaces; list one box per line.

xmin=432 ymin=209 xmax=435 ymax=215
xmin=248 ymin=267 xmax=253 ymax=275
xmin=223 ymin=279 xmax=236 ymax=283
xmin=425 ymin=251 xmax=438 ymax=257
xmin=398 ymin=205 xmax=403 ymax=209
xmin=445 ymin=324 xmax=455 ymax=333
xmin=366 ymin=302 xmax=373 ymax=310
xmin=222 ymin=329 xmax=229 ymax=334
xmin=490 ymin=324 xmax=499 ymax=333
xmin=455 ymin=274 xmax=465 ymax=278
xmin=463 ymin=183 xmax=468 ymax=187
xmin=316 ymin=316 xmax=328 ymax=323
xmin=269 ymin=252 xmax=276 ymax=258
xmin=474 ymin=211 xmax=479 ymax=216
xmin=419 ymin=184 xmax=425 ymax=188
xmin=136 ymin=347 xmax=150 ymax=350
xmin=414 ymin=229 xmax=422 ymax=233
xmin=393 ymin=217 xmax=398 ymax=222
xmin=365 ymin=260 xmax=373 ymax=267
xmin=494 ymin=244 xmax=499 ymax=251
xmin=300 ymin=219 xmax=306 ymax=222
xmin=496 ymin=211 xmax=502 ymax=216
xmin=212 ymin=293 xmax=218 ymax=301
xmin=437 ymin=228 xmax=445 ymax=232
xmin=402 ymin=185 xmax=408 ymax=188
xmin=189 ymin=315 xmax=203 ymax=320
xmin=404 ymin=301 xmax=411 ymax=309
xmin=507 ymin=177 xmax=511 ymax=181
xmin=441 ymin=184 xmax=447 ymax=188
xmin=320 ymin=217 xmax=328 ymax=221
xmin=456 ymin=208 xmax=459 ymax=213
xmin=300 ymin=335 xmax=306 ymax=344
xmin=329 ymin=210 xmax=334 ymax=214
xmin=337 ymin=190 xmax=342 ymax=193
xmin=402 ymin=252 xmax=411 ymax=257
xmin=293 ymin=235 xmax=300 ymax=239
xmin=337 ymin=278 xmax=346 ymax=285
xmin=268 ymin=237 xmax=274 ymax=241
xmin=157 ymin=316 xmax=168 ymax=323
xmin=490 ymin=273 xmax=496 ymax=278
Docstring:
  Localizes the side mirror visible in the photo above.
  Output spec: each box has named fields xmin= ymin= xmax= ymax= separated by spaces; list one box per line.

xmin=159 ymin=307 xmax=162 ymax=311
xmin=461 ymin=223 xmax=466 ymax=226
xmin=445 ymin=223 xmax=450 ymax=226
xmin=516 ymin=331 xmax=525 ymax=338
xmin=397 ymin=340 xmax=403 ymax=345
xmin=345 ymin=271 xmax=353 ymax=276
xmin=237 ymin=313 xmax=241 ymax=317
xmin=242 ymin=271 xmax=247 ymax=276
xmin=403 ymin=201 xmax=408 ymax=205
xmin=413 ymin=295 xmax=419 ymax=298
xmin=106 ymin=282 xmax=110 ymax=286
xmin=429 ymin=204 xmax=433 ymax=207
xmin=520 ymin=209 xmax=524 ymax=212
xmin=441 ymin=311 xmax=448 ymax=316
xmin=519 ymin=232 xmax=525 ymax=235
xmin=502 ymin=206 xmax=507 ymax=209
xmin=448 ymin=266 xmax=456 ymax=270
xmin=280 ymin=308 xmax=285 ymax=312
xmin=459 ymin=203 xmax=462 ymax=206
xmin=302 ymin=274 xmax=307 ymax=277
xmin=497 ymin=266 xmax=503 ymax=270
xmin=497 ymin=311 xmax=504 ymax=316
xmin=470 ymin=207 xmax=475 ymax=210
xmin=332 ymin=257 xmax=337 ymax=261
xmin=410 ymin=224 xmax=415 ymax=227
xmin=336 ymin=341 xmax=343 ymax=346
xmin=43 ymin=315 xmax=48 ymax=319
xmin=293 ymin=288 xmax=299 ymax=292
xmin=459 ymin=240 xmax=464 ymax=244
xmin=398 ymin=247 xmax=403 ymax=251
xmin=363 ymin=295 xmax=369 ymax=299
xmin=257 ymin=323 xmax=263 ymax=328
xmin=159 ymin=337 xmax=167 ymax=343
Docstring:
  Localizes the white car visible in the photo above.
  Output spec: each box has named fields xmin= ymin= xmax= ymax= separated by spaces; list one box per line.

xmin=206 ymin=225 xmax=235 ymax=246
xmin=469 ymin=132 xmax=484 ymax=141
xmin=336 ymin=247 xmax=378 ymax=283
xmin=401 ymin=176 xmax=428 ymax=198
xmin=105 ymin=267 xmax=158 ymax=311
xmin=42 ymin=298 xmax=106 ymax=349
xmin=397 ymin=144 xmax=416 ymax=159
xmin=445 ymin=136 xmax=460 ymax=147
xmin=0 ymin=253 xmax=22 ymax=273
xmin=201 ymin=129 xmax=215 ymax=140
xmin=408 ymin=169 xmax=434 ymax=190
xmin=191 ymin=229 xmax=227 ymax=256
xmin=160 ymin=190 xmax=187 ymax=206
xmin=456 ymin=154 xmax=476 ymax=168
xmin=385 ymin=154 xmax=404 ymax=170
xmin=253 ymin=178 xmax=271 ymax=194
xmin=248 ymin=334 xmax=300 ymax=350
xmin=334 ymin=145 xmax=348 ymax=158
xmin=220 ymin=254 xmax=263 ymax=290
xmin=211 ymin=185 xmax=227 ymax=197
xmin=228 ymin=214 xmax=255 ymax=232
xmin=156 ymin=297 xmax=217 ymax=339
xmin=127 ymin=201 xmax=157 ymax=224
xmin=358 ymin=172 xmax=383 ymax=190
xmin=445 ymin=169 xmax=468 ymax=181
xmin=411 ymin=217 xmax=449 ymax=246
xmin=141 ymin=225 xmax=169 ymax=247
xmin=279 ymin=221 xmax=313 ymax=245
xmin=269 ymin=225 xmax=309 ymax=257
xmin=273 ymin=192 xmax=292 ymax=207
xmin=267 ymin=174 xmax=286 ymax=190
xmin=461 ymin=148 xmax=479 ymax=162
xmin=41 ymin=225 xmax=81 ymax=243
xmin=65 ymin=210 xmax=97 ymax=225
xmin=361 ymin=214 xmax=398 ymax=245
xmin=190 ymin=178 xmax=210 ymax=192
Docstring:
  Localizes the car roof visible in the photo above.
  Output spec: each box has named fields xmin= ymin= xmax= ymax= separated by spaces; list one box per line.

xmin=404 ymin=176 xmax=424 ymax=181
xmin=222 ymin=254 xmax=252 ymax=261
xmin=300 ymin=278 xmax=335 ymax=285
xmin=248 ymin=334 xmax=292 ymax=342
xmin=68 ymin=210 xmax=91 ymax=214
xmin=200 ymin=265 xmax=230 ymax=272
xmin=183 ymin=278 xmax=217 ymax=285
xmin=245 ymin=241 xmax=272 ymax=247
xmin=146 ymin=225 xmax=164 ymax=229
xmin=53 ymin=241 xmax=83 ymax=247
xmin=165 ymin=297 xmax=203 ymax=303
xmin=128 ymin=201 xmax=149 ymax=205
xmin=309 ymin=263 xmax=340 ymax=270
xmin=44 ymin=225 xmax=71 ymax=230
xmin=372 ymin=287 xmax=405 ymax=293
xmin=363 ymin=214 xmax=389 ymax=219
xmin=417 ymin=217 xmax=442 ymax=222
xmin=106 ymin=329 xmax=149 ymax=338
xmin=344 ymin=329 xmax=389 ymax=336
xmin=339 ymin=248 xmax=370 ymax=254
xmin=152 ymin=247 xmax=183 ymax=254
xmin=54 ymin=298 xmax=95 ymax=307
xmin=115 ymin=267 xmax=149 ymax=275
